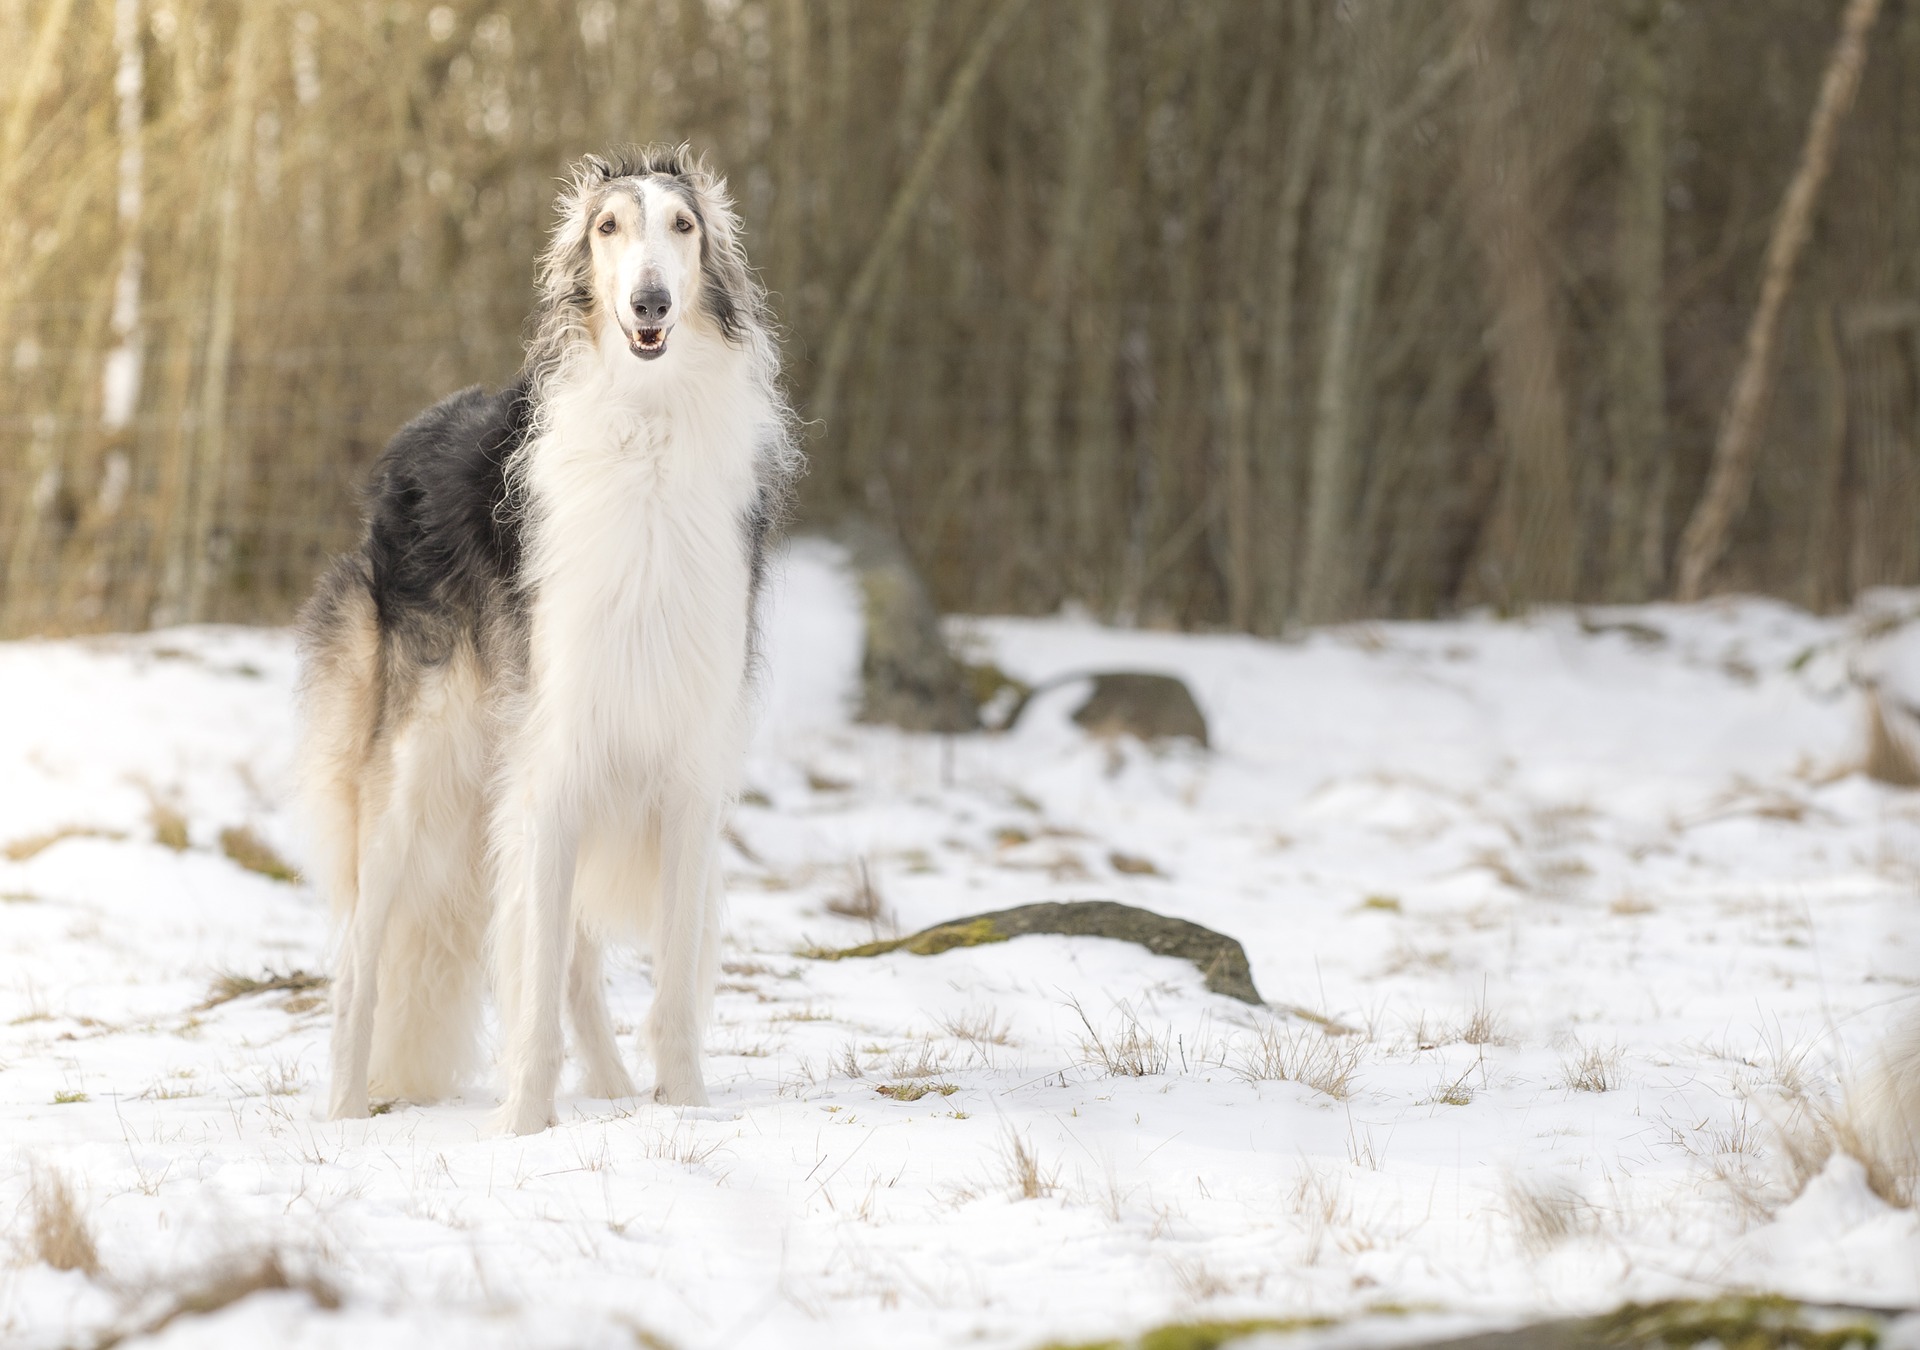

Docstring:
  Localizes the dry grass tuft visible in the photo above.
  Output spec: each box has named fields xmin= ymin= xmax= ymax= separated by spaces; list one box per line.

xmin=102 ymin=1252 xmax=339 ymax=1347
xmin=1168 ymin=1255 xmax=1236 ymax=1301
xmin=938 ymin=1006 xmax=1016 ymax=1048
xmin=1773 ymin=1090 xmax=1918 ymax=1211
xmin=199 ymin=969 xmax=327 ymax=1011
xmin=876 ymin=1081 xmax=958 ymax=1102
xmin=824 ymin=858 xmax=892 ymax=939
xmin=218 ymin=826 xmax=300 ymax=883
xmin=1561 ymin=1040 xmax=1623 ymax=1093
xmin=1237 ymin=1020 xmax=1362 ymax=1100
xmin=1455 ymin=985 xmax=1507 ymax=1046
xmin=1000 ymin=1130 xmax=1057 ymax=1200
xmin=1503 ymin=1175 xmax=1594 ymax=1254
xmin=885 ymin=1038 xmax=950 ymax=1080
xmin=146 ymin=796 xmax=190 ymax=852
xmin=1426 ymin=1064 xmax=1476 ymax=1107
xmin=1068 ymin=997 xmax=1170 ymax=1077
xmin=21 ymin=1167 xmax=98 ymax=1275
xmin=4 ymin=825 xmax=125 ymax=862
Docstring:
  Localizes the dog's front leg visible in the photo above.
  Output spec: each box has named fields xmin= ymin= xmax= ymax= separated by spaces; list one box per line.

xmin=496 ymin=797 xmax=579 ymax=1135
xmin=649 ymin=795 xmax=718 ymax=1106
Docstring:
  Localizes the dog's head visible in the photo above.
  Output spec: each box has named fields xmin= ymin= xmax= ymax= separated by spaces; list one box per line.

xmin=538 ymin=146 xmax=753 ymax=365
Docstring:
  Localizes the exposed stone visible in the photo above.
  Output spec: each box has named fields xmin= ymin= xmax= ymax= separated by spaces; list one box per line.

xmin=824 ymin=519 xmax=980 ymax=734
xmin=1069 ymin=672 xmax=1209 ymax=747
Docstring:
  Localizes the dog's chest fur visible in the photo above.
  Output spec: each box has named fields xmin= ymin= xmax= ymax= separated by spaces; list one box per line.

xmin=518 ymin=368 xmax=759 ymax=777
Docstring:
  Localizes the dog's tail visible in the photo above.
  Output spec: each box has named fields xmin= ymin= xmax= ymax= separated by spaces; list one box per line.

xmin=294 ymin=555 xmax=383 ymax=922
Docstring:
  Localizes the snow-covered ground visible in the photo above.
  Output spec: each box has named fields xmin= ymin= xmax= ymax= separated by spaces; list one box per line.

xmin=1 ymin=540 xmax=1916 ymax=1349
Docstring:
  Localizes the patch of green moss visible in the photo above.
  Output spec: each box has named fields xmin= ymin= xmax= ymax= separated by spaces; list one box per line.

xmin=1034 ymin=1298 xmax=1878 ymax=1350
xmin=965 ymin=661 xmax=1031 ymax=710
xmin=1596 ymin=1296 xmax=1879 ymax=1350
xmin=1358 ymin=894 xmax=1402 ymax=913
xmin=1038 ymin=1316 xmax=1333 ymax=1350
xmin=811 ymin=917 xmax=1009 ymax=961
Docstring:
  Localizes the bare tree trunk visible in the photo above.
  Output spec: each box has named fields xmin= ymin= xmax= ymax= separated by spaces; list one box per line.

xmin=808 ymin=0 xmax=1030 ymax=451
xmin=1298 ymin=34 xmax=1393 ymax=626
xmin=1804 ymin=299 xmax=1849 ymax=610
xmin=1464 ymin=0 xmax=1579 ymax=608
xmin=1253 ymin=0 xmax=1329 ymax=629
xmin=1069 ymin=119 xmax=1121 ymax=608
xmin=1674 ymin=0 xmax=1883 ymax=601
xmin=2 ymin=415 xmax=59 ymax=633
xmin=1216 ymin=302 xmax=1255 ymax=626
xmin=0 ymin=0 xmax=79 ymax=351
xmin=160 ymin=9 xmax=260 ymax=626
xmin=848 ymin=1 xmax=937 ymax=509
xmin=1020 ymin=0 xmax=1108 ymax=500
xmin=1296 ymin=10 xmax=1463 ymax=624
xmin=1604 ymin=0 xmax=1666 ymax=600
xmin=0 ymin=0 xmax=75 ymax=181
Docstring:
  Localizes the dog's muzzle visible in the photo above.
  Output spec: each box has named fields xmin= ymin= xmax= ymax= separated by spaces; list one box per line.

xmin=629 ymin=283 xmax=672 ymax=360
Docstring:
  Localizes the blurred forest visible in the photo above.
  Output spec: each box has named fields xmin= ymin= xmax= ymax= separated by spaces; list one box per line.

xmin=2 ymin=0 xmax=1918 ymax=636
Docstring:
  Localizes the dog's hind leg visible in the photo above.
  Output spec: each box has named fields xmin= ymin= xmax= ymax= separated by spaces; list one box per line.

xmin=328 ymin=744 xmax=424 ymax=1119
xmin=568 ymin=936 xmax=637 ymax=1100
xmin=648 ymin=794 xmax=719 ymax=1107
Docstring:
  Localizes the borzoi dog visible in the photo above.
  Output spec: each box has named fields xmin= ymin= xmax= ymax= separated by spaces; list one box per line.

xmin=297 ymin=146 xmax=795 ymax=1134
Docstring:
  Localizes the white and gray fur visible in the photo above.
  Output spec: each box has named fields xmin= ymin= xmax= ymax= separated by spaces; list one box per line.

xmin=296 ymin=146 xmax=796 ymax=1133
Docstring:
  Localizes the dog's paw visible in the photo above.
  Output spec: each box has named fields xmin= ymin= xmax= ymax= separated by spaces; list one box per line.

xmin=325 ymin=1093 xmax=371 ymax=1121
xmin=652 ymin=1076 xmax=711 ymax=1109
xmin=493 ymin=1097 xmax=557 ymax=1136
xmin=581 ymin=1067 xmax=639 ymax=1101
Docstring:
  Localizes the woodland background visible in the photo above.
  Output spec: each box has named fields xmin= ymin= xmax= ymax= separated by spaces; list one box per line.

xmin=1 ymin=0 xmax=1917 ymax=637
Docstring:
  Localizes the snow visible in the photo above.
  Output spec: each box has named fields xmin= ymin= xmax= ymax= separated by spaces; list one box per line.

xmin=1 ymin=545 xmax=1916 ymax=1349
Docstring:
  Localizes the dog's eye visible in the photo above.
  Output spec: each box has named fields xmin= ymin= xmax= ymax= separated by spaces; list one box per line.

xmin=674 ymin=216 xmax=694 ymax=233
xmin=597 ymin=217 xmax=617 ymax=236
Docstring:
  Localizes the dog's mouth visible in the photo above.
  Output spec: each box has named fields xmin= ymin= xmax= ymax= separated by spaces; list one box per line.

xmin=628 ymin=326 xmax=670 ymax=360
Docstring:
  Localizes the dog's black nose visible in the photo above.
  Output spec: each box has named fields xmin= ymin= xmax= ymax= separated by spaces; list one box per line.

xmin=631 ymin=285 xmax=672 ymax=322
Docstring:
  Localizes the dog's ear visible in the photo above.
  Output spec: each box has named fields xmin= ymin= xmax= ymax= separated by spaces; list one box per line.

xmin=581 ymin=152 xmax=614 ymax=181
xmin=676 ymin=150 xmax=754 ymax=344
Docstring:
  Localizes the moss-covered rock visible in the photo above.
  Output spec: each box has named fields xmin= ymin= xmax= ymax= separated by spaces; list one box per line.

xmin=1036 ymin=1297 xmax=1886 ymax=1350
xmin=808 ymin=900 xmax=1262 ymax=1005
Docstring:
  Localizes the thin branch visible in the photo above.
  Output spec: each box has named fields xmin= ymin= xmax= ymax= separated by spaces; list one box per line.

xmin=1675 ymin=0 xmax=1883 ymax=601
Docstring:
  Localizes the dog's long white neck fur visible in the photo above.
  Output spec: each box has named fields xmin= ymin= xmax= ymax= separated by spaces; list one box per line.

xmin=515 ymin=318 xmax=770 ymax=808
